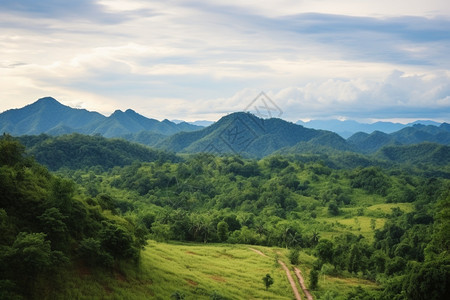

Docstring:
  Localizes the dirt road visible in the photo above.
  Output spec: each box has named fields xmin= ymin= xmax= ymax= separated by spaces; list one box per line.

xmin=294 ymin=267 xmax=313 ymax=300
xmin=278 ymin=260 xmax=302 ymax=300
xmin=249 ymin=247 xmax=313 ymax=300
xmin=249 ymin=247 xmax=268 ymax=257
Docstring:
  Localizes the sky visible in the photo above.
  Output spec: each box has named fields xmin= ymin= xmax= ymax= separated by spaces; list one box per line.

xmin=0 ymin=0 xmax=449 ymax=123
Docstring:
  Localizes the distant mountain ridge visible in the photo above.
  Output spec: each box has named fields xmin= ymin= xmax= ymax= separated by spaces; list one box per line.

xmin=2 ymin=97 xmax=449 ymax=159
xmin=347 ymin=123 xmax=450 ymax=153
xmin=0 ymin=97 xmax=202 ymax=138
xmin=0 ymin=97 xmax=104 ymax=135
xmin=296 ymin=119 xmax=442 ymax=138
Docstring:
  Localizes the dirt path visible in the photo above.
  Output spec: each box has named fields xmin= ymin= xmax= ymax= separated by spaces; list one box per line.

xmin=294 ymin=267 xmax=314 ymax=300
xmin=248 ymin=248 xmax=310 ymax=300
xmin=278 ymin=260 xmax=302 ymax=300
xmin=249 ymin=247 xmax=268 ymax=257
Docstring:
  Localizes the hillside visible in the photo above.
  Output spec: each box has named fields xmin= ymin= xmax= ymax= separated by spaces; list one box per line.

xmin=376 ymin=142 xmax=450 ymax=165
xmin=0 ymin=135 xmax=146 ymax=299
xmin=0 ymin=97 xmax=202 ymax=138
xmin=1 ymin=134 xmax=449 ymax=299
xmin=18 ymin=133 xmax=179 ymax=170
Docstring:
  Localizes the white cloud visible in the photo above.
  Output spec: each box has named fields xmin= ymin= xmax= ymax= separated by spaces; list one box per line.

xmin=0 ymin=0 xmax=449 ymax=123
xmin=203 ymin=0 xmax=450 ymax=17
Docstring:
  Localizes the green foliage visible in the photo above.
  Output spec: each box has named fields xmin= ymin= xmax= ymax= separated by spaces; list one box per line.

xmin=377 ymin=142 xmax=450 ymax=165
xmin=328 ymin=201 xmax=340 ymax=216
xmin=350 ymin=167 xmax=390 ymax=195
xmin=347 ymin=244 xmax=362 ymax=273
xmin=19 ymin=133 xmax=179 ymax=170
xmin=262 ymin=273 xmax=274 ymax=290
xmin=288 ymin=248 xmax=300 ymax=265
xmin=8 ymin=232 xmax=54 ymax=275
xmin=2 ymin=134 xmax=450 ymax=299
xmin=78 ymin=237 xmax=114 ymax=267
xmin=171 ymin=291 xmax=186 ymax=300
xmin=37 ymin=208 xmax=68 ymax=250
xmin=402 ymin=259 xmax=450 ymax=300
xmin=347 ymin=286 xmax=374 ymax=300
xmin=0 ymin=137 xmax=144 ymax=298
xmin=217 ymin=220 xmax=229 ymax=242
xmin=315 ymin=239 xmax=334 ymax=265
xmin=0 ymin=134 xmax=25 ymax=166
xmin=99 ymin=221 xmax=137 ymax=260
xmin=309 ymin=269 xmax=319 ymax=290
xmin=210 ymin=290 xmax=227 ymax=300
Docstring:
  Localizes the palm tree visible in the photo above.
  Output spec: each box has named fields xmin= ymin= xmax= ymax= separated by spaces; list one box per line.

xmin=311 ymin=229 xmax=320 ymax=246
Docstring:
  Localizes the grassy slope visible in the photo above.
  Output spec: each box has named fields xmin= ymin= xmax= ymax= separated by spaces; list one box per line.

xmin=142 ymin=242 xmax=292 ymax=299
xmin=52 ymin=241 xmax=378 ymax=299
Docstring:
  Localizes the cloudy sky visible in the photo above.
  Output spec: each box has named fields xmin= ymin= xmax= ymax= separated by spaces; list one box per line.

xmin=1 ymin=0 xmax=449 ymax=123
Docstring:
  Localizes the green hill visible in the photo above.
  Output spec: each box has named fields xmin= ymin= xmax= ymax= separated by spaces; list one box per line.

xmin=376 ymin=142 xmax=450 ymax=165
xmin=119 ymin=130 xmax=167 ymax=147
xmin=0 ymin=135 xmax=146 ymax=299
xmin=18 ymin=133 xmax=179 ymax=170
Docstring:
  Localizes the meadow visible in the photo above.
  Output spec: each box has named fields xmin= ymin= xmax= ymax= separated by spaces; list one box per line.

xmin=48 ymin=241 xmax=379 ymax=299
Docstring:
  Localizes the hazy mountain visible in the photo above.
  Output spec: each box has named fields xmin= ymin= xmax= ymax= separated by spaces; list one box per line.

xmin=296 ymin=119 xmax=441 ymax=138
xmin=86 ymin=109 xmax=200 ymax=138
xmin=171 ymin=119 xmax=214 ymax=127
xmin=3 ymin=97 xmax=449 ymax=157
xmin=189 ymin=120 xmax=214 ymax=127
xmin=0 ymin=97 xmax=105 ymax=135
xmin=0 ymin=97 xmax=202 ymax=137
xmin=348 ymin=123 xmax=450 ymax=153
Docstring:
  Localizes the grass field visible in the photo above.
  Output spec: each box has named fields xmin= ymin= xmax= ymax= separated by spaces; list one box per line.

xmin=51 ymin=241 xmax=379 ymax=299
xmin=141 ymin=242 xmax=293 ymax=299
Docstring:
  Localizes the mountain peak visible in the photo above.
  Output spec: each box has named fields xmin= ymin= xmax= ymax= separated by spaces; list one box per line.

xmin=35 ymin=97 xmax=61 ymax=106
xmin=110 ymin=109 xmax=124 ymax=116
xmin=125 ymin=109 xmax=137 ymax=114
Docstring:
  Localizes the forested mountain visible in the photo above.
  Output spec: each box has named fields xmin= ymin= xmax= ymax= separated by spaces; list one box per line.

xmin=348 ymin=123 xmax=450 ymax=153
xmin=0 ymin=97 xmax=202 ymax=138
xmin=375 ymin=143 xmax=450 ymax=165
xmin=2 ymin=98 xmax=449 ymax=156
xmin=275 ymin=131 xmax=353 ymax=156
xmin=84 ymin=109 xmax=201 ymax=138
xmin=156 ymin=112 xmax=346 ymax=157
xmin=0 ymin=97 xmax=104 ymax=135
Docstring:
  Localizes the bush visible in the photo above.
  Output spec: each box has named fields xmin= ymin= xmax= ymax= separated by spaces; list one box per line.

xmin=309 ymin=269 xmax=319 ymax=290
xmin=289 ymin=248 xmax=300 ymax=265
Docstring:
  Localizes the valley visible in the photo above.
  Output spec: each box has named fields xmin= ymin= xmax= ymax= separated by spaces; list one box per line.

xmin=0 ymin=99 xmax=449 ymax=299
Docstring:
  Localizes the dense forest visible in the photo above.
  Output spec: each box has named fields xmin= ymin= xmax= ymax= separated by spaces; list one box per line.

xmin=1 ymin=133 xmax=449 ymax=299
xmin=0 ymin=135 xmax=147 ymax=299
